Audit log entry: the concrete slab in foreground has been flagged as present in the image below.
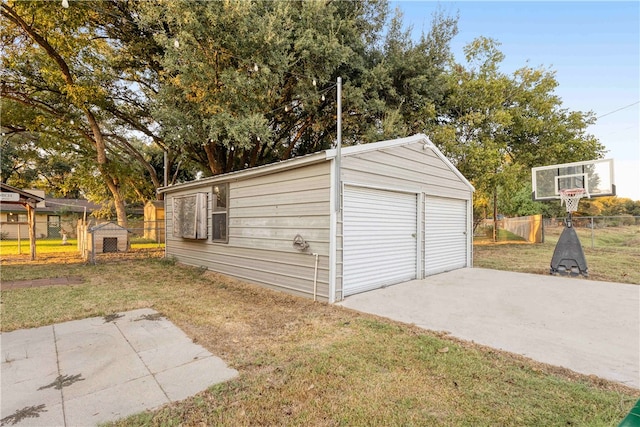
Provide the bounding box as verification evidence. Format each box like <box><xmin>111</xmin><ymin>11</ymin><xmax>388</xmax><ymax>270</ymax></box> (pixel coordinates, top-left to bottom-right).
<box><xmin>339</xmin><ymin>268</ymin><xmax>640</xmax><ymax>389</ymax></box>
<box><xmin>1</xmin><ymin>308</ymin><xmax>238</xmax><ymax>426</ymax></box>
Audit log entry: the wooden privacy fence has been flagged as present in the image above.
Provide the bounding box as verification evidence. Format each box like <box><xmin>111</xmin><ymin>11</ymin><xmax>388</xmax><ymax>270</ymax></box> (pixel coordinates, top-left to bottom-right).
<box><xmin>499</xmin><ymin>215</ymin><xmax>543</xmax><ymax>243</ymax></box>
<box><xmin>479</xmin><ymin>215</ymin><xmax>543</xmax><ymax>243</ymax></box>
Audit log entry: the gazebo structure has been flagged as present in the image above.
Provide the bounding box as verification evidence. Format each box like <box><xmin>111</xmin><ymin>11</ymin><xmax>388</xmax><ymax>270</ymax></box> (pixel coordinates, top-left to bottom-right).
<box><xmin>0</xmin><ymin>183</ymin><xmax>45</xmax><ymax>260</ymax></box>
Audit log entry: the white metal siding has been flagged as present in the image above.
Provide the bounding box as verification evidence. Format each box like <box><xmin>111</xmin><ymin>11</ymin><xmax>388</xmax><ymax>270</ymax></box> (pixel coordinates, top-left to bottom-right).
<box><xmin>425</xmin><ymin>196</ymin><xmax>467</xmax><ymax>276</ymax></box>
<box><xmin>164</xmin><ymin>162</ymin><xmax>333</xmax><ymax>301</ymax></box>
<box><xmin>340</xmin><ymin>144</ymin><xmax>472</xmax><ymax>200</ymax></box>
<box><xmin>343</xmin><ymin>186</ymin><xmax>417</xmax><ymax>296</ymax></box>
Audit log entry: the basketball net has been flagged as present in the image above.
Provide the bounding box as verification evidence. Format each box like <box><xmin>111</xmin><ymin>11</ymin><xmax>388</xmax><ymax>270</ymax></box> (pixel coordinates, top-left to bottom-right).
<box><xmin>559</xmin><ymin>188</ymin><xmax>587</xmax><ymax>213</ymax></box>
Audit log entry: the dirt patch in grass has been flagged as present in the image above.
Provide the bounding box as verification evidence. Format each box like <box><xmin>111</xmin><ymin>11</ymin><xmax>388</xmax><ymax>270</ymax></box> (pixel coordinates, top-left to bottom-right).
<box><xmin>1</xmin><ymin>276</ymin><xmax>85</xmax><ymax>290</ymax></box>
<box><xmin>0</xmin><ymin>251</ymin><xmax>86</xmax><ymax>265</ymax></box>
<box><xmin>1</xmin><ymin>254</ymin><xmax>638</xmax><ymax>425</ymax></box>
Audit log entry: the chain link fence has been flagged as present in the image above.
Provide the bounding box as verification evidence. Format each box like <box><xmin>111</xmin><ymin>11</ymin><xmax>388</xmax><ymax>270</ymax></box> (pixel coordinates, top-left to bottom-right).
<box><xmin>544</xmin><ymin>216</ymin><xmax>640</xmax><ymax>250</ymax></box>
<box><xmin>8</xmin><ymin>218</ymin><xmax>166</xmax><ymax>243</ymax></box>
<box><xmin>544</xmin><ymin>215</ymin><xmax>639</xmax><ymax>229</ymax></box>
<box><xmin>475</xmin><ymin>215</ymin><xmax>640</xmax><ymax>249</ymax></box>
<box><xmin>0</xmin><ymin>219</ymin><xmax>165</xmax><ymax>262</ymax></box>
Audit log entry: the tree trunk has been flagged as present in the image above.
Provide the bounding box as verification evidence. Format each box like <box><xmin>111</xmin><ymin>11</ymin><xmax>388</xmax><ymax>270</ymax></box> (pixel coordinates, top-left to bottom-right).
<box><xmin>3</xmin><ymin>3</ymin><xmax>129</xmax><ymax>228</ymax></box>
<box><xmin>85</xmin><ymin>108</ymin><xmax>128</xmax><ymax>227</ymax></box>
<box><xmin>203</xmin><ymin>142</ymin><xmax>220</xmax><ymax>174</ymax></box>
<box><xmin>249</xmin><ymin>138</ymin><xmax>261</xmax><ymax>168</ymax></box>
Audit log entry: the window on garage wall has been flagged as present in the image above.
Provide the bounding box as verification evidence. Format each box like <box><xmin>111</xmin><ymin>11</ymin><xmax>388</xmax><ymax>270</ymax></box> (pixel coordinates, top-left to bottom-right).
<box><xmin>212</xmin><ymin>184</ymin><xmax>228</xmax><ymax>243</ymax></box>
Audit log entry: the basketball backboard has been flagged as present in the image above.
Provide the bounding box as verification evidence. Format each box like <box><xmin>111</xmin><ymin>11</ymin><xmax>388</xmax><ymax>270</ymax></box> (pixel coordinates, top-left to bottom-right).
<box><xmin>531</xmin><ymin>158</ymin><xmax>615</xmax><ymax>201</ymax></box>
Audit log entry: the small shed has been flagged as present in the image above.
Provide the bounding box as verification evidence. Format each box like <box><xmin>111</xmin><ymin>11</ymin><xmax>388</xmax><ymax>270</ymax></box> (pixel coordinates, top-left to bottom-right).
<box><xmin>144</xmin><ymin>200</ymin><xmax>165</xmax><ymax>243</ymax></box>
<box><xmin>88</xmin><ymin>222</ymin><xmax>129</xmax><ymax>254</ymax></box>
<box><xmin>159</xmin><ymin>134</ymin><xmax>474</xmax><ymax>303</ymax></box>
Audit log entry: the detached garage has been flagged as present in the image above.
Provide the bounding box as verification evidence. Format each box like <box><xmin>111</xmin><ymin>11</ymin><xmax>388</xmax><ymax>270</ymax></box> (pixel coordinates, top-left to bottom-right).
<box><xmin>159</xmin><ymin>134</ymin><xmax>474</xmax><ymax>303</ymax></box>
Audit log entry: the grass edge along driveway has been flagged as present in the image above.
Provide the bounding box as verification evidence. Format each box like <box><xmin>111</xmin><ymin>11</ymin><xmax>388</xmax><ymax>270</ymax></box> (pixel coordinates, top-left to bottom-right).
<box><xmin>1</xmin><ymin>257</ymin><xmax>639</xmax><ymax>426</ymax></box>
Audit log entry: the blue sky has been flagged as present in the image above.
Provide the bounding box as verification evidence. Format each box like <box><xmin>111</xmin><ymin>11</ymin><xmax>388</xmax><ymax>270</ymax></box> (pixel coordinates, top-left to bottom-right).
<box><xmin>393</xmin><ymin>1</ymin><xmax>639</xmax><ymax>200</ymax></box>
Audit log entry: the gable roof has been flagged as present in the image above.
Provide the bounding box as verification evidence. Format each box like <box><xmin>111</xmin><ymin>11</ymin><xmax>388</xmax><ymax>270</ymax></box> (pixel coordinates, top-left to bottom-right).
<box><xmin>158</xmin><ymin>134</ymin><xmax>474</xmax><ymax>193</ymax></box>
<box><xmin>43</xmin><ymin>198</ymin><xmax>103</xmax><ymax>214</ymax></box>
<box><xmin>89</xmin><ymin>221</ymin><xmax>130</xmax><ymax>232</ymax></box>
<box><xmin>0</xmin><ymin>188</ymin><xmax>103</xmax><ymax>214</ymax></box>
<box><xmin>325</xmin><ymin>134</ymin><xmax>474</xmax><ymax>191</ymax></box>
<box><xmin>0</xmin><ymin>183</ymin><xmax>45</xmax><ymax>205</ymax></box>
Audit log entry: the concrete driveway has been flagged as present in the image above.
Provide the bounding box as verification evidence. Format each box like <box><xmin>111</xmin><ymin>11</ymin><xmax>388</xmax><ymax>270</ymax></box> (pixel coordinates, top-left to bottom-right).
<box><xmin>1</xmin><ymin>308</ymin><xmax>238</xmax><ymax>426</ymax></box>
<box><xmin>339</xmin><ymin>268</ymin><xmax>639</xmax><ymax>389</ymax></box>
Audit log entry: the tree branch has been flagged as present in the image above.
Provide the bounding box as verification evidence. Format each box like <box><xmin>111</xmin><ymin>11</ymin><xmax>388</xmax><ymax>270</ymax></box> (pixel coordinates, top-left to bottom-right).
<box><xmin>1</xmin><ymin>4</ymin><xmax>74</xmax><ymax>85</ymax></box>
<box><xmin>104</xmin><ymin>133</ymin><xmax>161</xmax><ymax>188</ymax></box>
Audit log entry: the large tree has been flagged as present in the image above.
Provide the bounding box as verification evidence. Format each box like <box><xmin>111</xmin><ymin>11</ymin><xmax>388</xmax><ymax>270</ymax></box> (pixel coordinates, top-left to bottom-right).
<box><xmin>137</xmin><ymin>0</ymin><xmax>458</xmax><ymax>175</ymax></box>
<box><xmin>2</xmin><ymin>0</ymin><xmax>458</xmax><ymax>209</ymax></box>
<box><xmin>1</xmin><ymin>0</ymin><xmax>173</xmax><ymax>225</ymax></box>
<box><xmin>3</xmin><ymin>1</ymin><xmax>604</xmax><ymax>229</ymax></box>
<box><xmin>429</xmin><ymin>37</ymin><xmax>604</xmax><ymax>227</ymax></box>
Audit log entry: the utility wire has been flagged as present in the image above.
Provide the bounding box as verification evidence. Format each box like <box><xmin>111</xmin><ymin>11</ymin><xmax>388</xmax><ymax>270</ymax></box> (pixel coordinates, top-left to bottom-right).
<box><xmin>45</xmin><ymin>199</ymin><xmax>100</xmax><ymax>209</ymax></box>
<box><xmin>597</xmin><ymin>101</ymin><xmax>639</xmax><ymax>119</ymax></box>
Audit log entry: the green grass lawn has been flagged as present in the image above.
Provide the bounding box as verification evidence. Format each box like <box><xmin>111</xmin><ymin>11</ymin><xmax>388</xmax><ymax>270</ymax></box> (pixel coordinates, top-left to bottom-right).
<box><xmin>0</xmin><ymin>238</ymin><xmax>79</xmax><ymax>254</ymax></box>
<box><xmin>1</xmin><ymin>258</ymin><xmax>638</xmax><ymax>426</ymax></box>
<box><xmin>0</xmin><ymin>238</ymin><xmax>164</xmax><ymax>256</ymax></box>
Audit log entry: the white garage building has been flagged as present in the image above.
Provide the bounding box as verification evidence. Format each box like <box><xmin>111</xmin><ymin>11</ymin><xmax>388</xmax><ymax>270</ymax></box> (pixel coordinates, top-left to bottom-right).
<box><xmin>159</xmin><ymin>134</ymin><xmax>474</xmax><ymax>303</ymax></box>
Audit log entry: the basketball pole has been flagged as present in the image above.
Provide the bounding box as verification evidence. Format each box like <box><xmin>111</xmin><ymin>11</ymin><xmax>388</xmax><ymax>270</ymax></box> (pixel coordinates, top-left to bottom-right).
<box><xmin>335</xmin><ymin>77</ymin><xmax>342</xmax><ymax>212</ymax></box>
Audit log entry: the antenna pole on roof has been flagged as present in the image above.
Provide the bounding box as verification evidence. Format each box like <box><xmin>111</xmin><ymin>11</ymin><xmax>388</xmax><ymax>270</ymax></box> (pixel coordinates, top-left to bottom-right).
<box><xmin>335</xmin><ymin>76</ymin><xmax>342</xmax><ymax>212</ymax></box>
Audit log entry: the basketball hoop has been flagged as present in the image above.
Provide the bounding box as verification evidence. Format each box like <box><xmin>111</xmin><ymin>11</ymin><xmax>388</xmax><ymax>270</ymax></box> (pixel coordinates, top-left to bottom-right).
<box><xmin>559</xmin><ymin>188</ymin><xmax>587</xmax><ymax>213</ymax></box>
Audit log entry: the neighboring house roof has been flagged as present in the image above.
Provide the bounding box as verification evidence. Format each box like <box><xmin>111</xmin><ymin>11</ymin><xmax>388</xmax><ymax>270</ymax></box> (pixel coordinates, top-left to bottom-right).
<box><xmin>0</xmin><ymin>183</ymin><xmax>45</xmax><ymax>205</ymax></box>
<box><xmin>43</xmin><ymin>198</ymin><xmax>102</xmax><ymax>214</ymax></box>
<box><xmin>0</xmin><ymin>193</ymin><xmax>102</xmax><ymax>214</ymax></box>
<box><xmin>158</xmin><ymin>134</ymin><xmax>475</xmax><ymax>194</ymax></box>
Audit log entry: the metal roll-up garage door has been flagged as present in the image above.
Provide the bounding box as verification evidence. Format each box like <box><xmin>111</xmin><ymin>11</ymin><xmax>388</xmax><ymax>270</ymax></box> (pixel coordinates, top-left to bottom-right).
<box><xmin>425</xmin><ymin>196</ymin><xmax>468</xmax><ymax>276</ymax></box>
<box><xmin>343</xmin><ymin>186</ymin><xmax>417</xmax><ymax>296</ymax></box>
